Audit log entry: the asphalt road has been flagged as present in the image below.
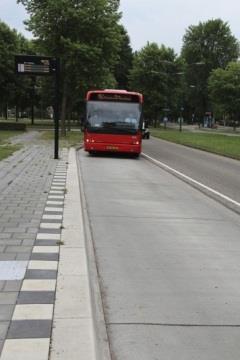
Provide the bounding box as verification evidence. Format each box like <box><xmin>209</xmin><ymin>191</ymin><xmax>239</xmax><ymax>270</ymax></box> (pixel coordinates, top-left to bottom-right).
<box><xmin>78</xmin><ymin>149</ymin><xmax>240</xmax><ymax>360</ymax></box>
<box><xmin>142</xmin><ymin>136</ymin><xmax>240</xmax><ymax>203</ymax></box>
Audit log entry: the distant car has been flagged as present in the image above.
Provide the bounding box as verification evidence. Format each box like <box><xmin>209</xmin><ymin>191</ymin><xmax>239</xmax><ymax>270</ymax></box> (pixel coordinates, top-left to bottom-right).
<box><xmin>142</xmin><ymin>121</ymin><xmax>150</xmax><ymax>139</ymax></box>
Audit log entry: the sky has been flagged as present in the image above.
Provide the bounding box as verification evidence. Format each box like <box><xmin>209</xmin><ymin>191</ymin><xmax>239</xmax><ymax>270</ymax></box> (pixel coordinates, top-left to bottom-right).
<box><xmin>1</xmin><ymin>0</ymin><xmax>240</xmax><ymax>54</ymax></box>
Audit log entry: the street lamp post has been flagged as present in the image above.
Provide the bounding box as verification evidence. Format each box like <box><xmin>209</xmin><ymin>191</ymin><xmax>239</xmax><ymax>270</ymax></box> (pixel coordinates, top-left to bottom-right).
<box><xmin>179</xmin><ymin>107</ymin><xmax>184</xmax><ymax>132</ymax></box>
<box><xmin>176</xmin><ymin>63</ymin><xmax>204</xmax><ymax>131</ymax></box>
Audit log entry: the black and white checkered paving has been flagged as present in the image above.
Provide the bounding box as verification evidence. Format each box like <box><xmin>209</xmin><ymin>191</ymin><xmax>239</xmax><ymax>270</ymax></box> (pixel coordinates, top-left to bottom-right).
<box><xmin>1</xmin><ymin>149</ymin><xmax>68</xmax><ymax>359</ymax></box>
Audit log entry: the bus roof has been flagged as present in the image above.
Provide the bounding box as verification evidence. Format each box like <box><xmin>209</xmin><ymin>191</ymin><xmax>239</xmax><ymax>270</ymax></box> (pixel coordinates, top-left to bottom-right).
<box><xmin>86</xmin><ymin>89</ymin><xmax>143</xmax><ymax>103</ymax></box>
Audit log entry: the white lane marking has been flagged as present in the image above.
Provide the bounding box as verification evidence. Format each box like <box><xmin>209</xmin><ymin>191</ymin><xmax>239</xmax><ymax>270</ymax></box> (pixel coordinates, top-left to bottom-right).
<box><xmin>142</xmin><ymin>153</ymin><xmax>240</xmax><ymax>208</ymax></box>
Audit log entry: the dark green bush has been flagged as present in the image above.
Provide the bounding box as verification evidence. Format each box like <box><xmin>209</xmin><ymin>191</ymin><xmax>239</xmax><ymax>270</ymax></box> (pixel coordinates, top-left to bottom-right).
<box><xmin>0</xmin><ymin>122</ymin><xmax>26</xmax><ymax>131</ymax></box>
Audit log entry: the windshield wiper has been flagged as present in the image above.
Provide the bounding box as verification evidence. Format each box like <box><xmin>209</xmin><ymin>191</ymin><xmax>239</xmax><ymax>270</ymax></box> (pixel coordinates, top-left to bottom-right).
<box><xmin>102</xmin><ymin>122</ymin><xmax>116</xmax><ymax>127</ymax></box>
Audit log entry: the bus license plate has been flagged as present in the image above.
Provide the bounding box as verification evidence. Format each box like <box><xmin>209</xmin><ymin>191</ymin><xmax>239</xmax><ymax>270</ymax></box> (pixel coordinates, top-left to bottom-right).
<box><xmin>106</xmin><ymin>146</ymin><xmax>118</xmax><ymax>150</ymax></box>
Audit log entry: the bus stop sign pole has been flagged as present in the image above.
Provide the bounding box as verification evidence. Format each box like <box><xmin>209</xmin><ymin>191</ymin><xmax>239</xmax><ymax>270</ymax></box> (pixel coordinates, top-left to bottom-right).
<box><xmin>15</xmin><ymin>55</ymin><xmax>60</xmax><ymax>159</ymax></box>
<box><xmin>53</xmin><ymin>58</ymin><xmax>60</xmax><ymax>159</ymax></box>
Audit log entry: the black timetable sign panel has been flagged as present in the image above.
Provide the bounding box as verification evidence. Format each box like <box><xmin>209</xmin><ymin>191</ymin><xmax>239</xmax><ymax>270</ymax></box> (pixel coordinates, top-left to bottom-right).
<box><xmin>15</xmin><ymin>55</ymin><xmax>57</xmax><ymax>75</ymax></box>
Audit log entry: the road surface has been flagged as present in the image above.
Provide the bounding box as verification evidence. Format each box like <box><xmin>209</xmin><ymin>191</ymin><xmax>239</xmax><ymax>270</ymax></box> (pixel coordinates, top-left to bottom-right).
<box><xmin>78</xmin><ymin>148</ymin><xmax>240</xmax><ymax>360</ymax></box>
<box><xmin>142</xmin><ymin>136</ymin><xmax>240</xmax><ymax>203</ymax></box>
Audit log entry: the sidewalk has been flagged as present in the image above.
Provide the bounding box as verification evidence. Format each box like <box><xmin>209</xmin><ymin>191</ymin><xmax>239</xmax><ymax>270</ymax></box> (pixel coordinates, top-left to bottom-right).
<box><xmin>0</xmin><ymin>136</ymin><xmax>96</xmax><ymax>359</ymax></box>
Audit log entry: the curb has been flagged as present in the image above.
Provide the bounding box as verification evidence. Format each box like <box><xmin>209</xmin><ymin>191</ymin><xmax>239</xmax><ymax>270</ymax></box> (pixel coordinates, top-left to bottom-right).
<box><xmin>77</xmin><ymin>149</ymin><xmax>112</xmax><ymax>360</ymax></box>
<box><xmin>50</xmin><ymin>148</ymin><xmax>96</xmax><ymax>360</ymax></box>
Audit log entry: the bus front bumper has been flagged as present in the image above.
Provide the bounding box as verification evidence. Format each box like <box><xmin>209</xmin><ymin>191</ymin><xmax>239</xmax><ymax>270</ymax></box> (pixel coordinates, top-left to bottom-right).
<box><xmin>84</xmin><ymin>142</ymin><xmax>141</xmax><ymax>154</ymax></box>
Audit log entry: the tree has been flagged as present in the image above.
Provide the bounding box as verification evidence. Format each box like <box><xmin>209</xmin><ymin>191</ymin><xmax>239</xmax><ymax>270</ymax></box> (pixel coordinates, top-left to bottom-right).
<box><xmin>114</xmin><ymin>25</ymin><xmax>133</xmax><ymax>89</ymax></box>
<box><xmin>0</xmin><ymin>21</ymin><xmax>33</xmax><ymax>119</ymax></box>
<box><xmin>129</xmin><ymin>43</ymin><xmax>180</xmax><ymax>125</ymax></box>
<box><xmin>18</xmin><ymin>0</ymin><xmax>122</xmax><ymax>135</ymax></box>
<box><xmin>208</xmin><ymin>62</ymin><xmax>240</xmax><ymax>125</ymax></box>
<box><xmin>14</xmin><ymin>34</ymin><xmax>36</xmax><ymax>121</ymax></box>
<box><xmin>181</xmin><ymin>19</ymin><xmax>239</xmax><ymax>117</ymax></box>
<box><xmin>0</xmin><ymin>21</ymin><xmax>19</xmax><ymax>118</ymax></box>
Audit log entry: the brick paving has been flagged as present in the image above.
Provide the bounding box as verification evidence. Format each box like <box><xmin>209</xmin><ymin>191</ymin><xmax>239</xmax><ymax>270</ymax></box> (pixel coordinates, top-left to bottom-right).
<box><xmin>0</xmin><ymin>138</ymin><xmax>58</xmax><ymax>355</ymax></box>
<box><xmin>0</xmin><ymin>136</ymin><xmax>94</xmax><ymax>359</ymax></box>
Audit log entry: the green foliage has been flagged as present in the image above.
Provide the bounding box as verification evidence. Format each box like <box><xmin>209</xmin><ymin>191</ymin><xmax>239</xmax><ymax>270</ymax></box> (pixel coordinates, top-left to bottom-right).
<box><xmin>0</xmin><ymin>131</ymin><xmax>22</xmax><ymax>161</ymax></box>
<box><xmin>40</xmin><ymin>130</ymin><xmax>83</xmax><ymax>148</ymax></box>
<box><xmin>0</xmin><ymin>146</ymin><xmax>21</xmax><ymax>161</ymax></box>
<box><xmin>18</xmin><ymin>0</ymin><xmax>122</xmax><ymax>93</ymax></box>
<box><xmin>181</xmin><ymin>19</ymin><xmax>239</xmax><ymax>116</ymax></box>
<box><xmin>0</xmin><ymin>21</ymin><xmax>34</xmax><ymax>117</ymax></box>
<box><xmin>208</xmin><ymin>62</ymin><xmax>240</xmax><ymax>120</ymax></box>
<box><xmin>182</xmin><ymin>19</ymin><xmax>239</xmax><ymax>69</ymax></box>
<box><xmin>18</xmin><ymin>0</ymin><xmax>123</xmax><ymax>134</ymax></box>
<box><xmin>0</xmin><ymin>130</ymin><xmax>24</xmax><ymax>144</ymax></box>
<box><xmin>0</xmin><ymin>122</ymin><xmax>26</xmax><ymax>131</ymax></box>
<box><xmin>0</xmin><ymin>21</ymin><xmax>18</xmax><ymax>113</ymax></box>
<box><xmin>114</xmin><ymin>25</ymin><xmax>133</xmax><ymax>89</ymax></box>
<box><xmin>129</xmin><ymin>43</ymin><xmax>180</xmax><ymax>122</ymax></box>
<box><xmin>151</xmin><ymin>128</ymin><xmax>240</xmax><ymax>160</ymax></box>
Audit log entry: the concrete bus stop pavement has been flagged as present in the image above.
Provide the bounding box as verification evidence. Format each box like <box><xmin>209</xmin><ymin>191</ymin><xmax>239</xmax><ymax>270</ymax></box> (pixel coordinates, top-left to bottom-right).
<box><xmin>0</xmin><ymin>139</ymin><xmax>96</xmax><ymax>360</ymax></box>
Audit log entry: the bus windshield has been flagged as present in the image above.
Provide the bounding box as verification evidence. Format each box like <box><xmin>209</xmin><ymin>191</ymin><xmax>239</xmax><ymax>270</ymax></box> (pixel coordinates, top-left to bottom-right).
<box><xmin>86</xmin><ymin>101</ymin><xmax>142</xmax><ymax>134</ymax></box>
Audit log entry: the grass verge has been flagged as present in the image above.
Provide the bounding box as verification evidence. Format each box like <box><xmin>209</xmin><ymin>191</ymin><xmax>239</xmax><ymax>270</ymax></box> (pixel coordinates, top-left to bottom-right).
<box><xmin>0</xmin><ymin>146</ymin><xmax>21</xmax><ymax>161</ymax></box>
<box><xmin>150</xmin><ymin>128</ymin><xmax>240</xmax><ymax>160</ymax></box>
<box><xmin>40</xmin><ymin>130</ymin><xmax>83</xmax><ymax>148</ymax></box>
<box><xmin>0</xmin><ymin>130</ymin><xmax>24</xmax><ymax>144</ymax></box>
<box><xmin>0</xmin><ymin>131</ymin><xmax>23</xmax><ymax>161</ymax></box>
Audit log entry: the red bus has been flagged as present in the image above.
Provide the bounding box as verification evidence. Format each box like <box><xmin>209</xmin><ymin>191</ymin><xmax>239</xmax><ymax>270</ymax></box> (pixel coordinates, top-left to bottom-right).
<box><xmin>84</xmin><ymin>89</ymin><xmax>143</xmax><ymax>156</ymax></box>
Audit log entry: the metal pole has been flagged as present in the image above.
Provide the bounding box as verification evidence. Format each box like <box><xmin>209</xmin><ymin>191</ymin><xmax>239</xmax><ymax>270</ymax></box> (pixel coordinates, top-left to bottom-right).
<box><xmin>54</xmin><ymin>58</ymin><xmax>60</xmax><ymax>159</ymax></box>
<box><xmin>31</xmin><ymin>77</ymin><xmax>35</xmax><ymax>125</ymax></box>
<box><xmin>179</xmin><ymin>107</ymin><xmax>183</xmax><ymax>132</ymax></box>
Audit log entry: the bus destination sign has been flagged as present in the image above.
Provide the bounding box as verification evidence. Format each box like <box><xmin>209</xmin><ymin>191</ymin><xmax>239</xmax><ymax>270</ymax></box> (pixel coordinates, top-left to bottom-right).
<box><xmin>90</xmin><ymin>93</ymin><xmax>140</xmax><ymax>103</ymax></box>
<box><xmin>15</xmin><ymin>55</ymin><xmax>57</xmax><ymax>76</ymax></box>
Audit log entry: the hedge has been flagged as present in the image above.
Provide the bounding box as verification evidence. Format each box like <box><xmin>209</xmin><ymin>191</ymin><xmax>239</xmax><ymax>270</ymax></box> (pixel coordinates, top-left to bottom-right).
<box><xmin>0</xmin><ymin>122</ymin><xmax>26</xmax><ymax>131</ymax></box>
